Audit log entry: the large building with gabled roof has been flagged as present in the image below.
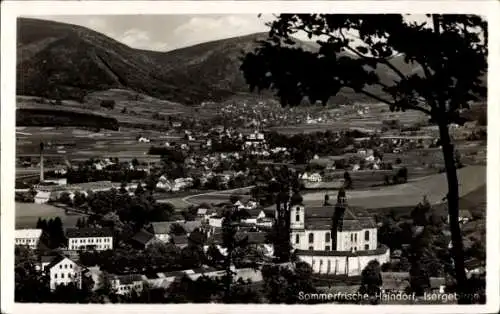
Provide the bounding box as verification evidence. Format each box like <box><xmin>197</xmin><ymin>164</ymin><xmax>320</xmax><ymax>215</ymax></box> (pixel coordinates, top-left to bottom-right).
<box><xmin>289</xmin><ymin>189</ymin><xmax>390</xmax><ymax>276</ymax></box>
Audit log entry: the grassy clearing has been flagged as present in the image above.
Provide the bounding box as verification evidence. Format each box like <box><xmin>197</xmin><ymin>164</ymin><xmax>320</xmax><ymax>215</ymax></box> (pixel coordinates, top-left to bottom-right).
<box><xmin>302</xmin><ymin>165</ymin><xmax>485</xmax><ymax>209</ymax></box>
<box><xmin>15</xmin><ymin>202</ymin><xmax>86</xmax><ymax>229</ymax></box>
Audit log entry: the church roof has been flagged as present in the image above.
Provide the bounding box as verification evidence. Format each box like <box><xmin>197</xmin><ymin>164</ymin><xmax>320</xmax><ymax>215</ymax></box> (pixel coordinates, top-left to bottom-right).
<box><xmin>305</xmin><ymin>206</ymin><xmax>359</xmax><ymax>219</ymax></box>
<box><xmin>303</xmin><ymin>206</ymin><xmax>376</xmax><ymax>231</ymax></box>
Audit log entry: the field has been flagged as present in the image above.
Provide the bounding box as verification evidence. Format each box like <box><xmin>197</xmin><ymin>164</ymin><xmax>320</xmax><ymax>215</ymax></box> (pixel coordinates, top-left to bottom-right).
<box><xmin>180</xmin><ymin>186</ymin><xmax>254</xmax><ymax>208</ymax></box>
<box><xmin>15</xmin><ymin>202</ymin><xmax>86</xmax><ymax>229</ymax></box>
<box><xmin>17</xmin><ymin>89</ymin><xmax>191</xmax><ymax>125</ymax></box>
<box><xmin>301</xmin><ymin>165</ymin><xmax>486</xmax><ymax>209</ymax></box>
<box><xmin>16</xmin><ymin>126</ymin><xmax>169</xmax><ymax>170</ymax></box>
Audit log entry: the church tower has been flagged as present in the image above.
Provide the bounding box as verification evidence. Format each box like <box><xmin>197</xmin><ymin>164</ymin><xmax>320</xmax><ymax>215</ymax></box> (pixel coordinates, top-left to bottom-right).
<box><xmin>290</xmin><ymin>190</ymin><xmax>305</xmax><ymax>230</ymax></box>
<box><xmin>331</xmin><ymin>188</ymin><xmax>347</xmax><ymax>251</ymax></box>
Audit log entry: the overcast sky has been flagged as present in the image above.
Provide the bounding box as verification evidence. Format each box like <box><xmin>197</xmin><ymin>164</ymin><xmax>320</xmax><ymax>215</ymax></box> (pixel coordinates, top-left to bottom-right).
<box><xmin>34</xmin><ymin>15</ymin><xmax>276</xmax><ymax>51</ymax></box>
<box><xmin>32</xmin><ymin>14</ymin><xmax>434</xmax><ymax>52</ymax></box>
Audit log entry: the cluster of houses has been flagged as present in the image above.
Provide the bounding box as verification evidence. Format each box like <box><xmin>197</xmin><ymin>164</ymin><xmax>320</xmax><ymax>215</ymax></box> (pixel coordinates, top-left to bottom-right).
<box><xmin>15</xmin><ymin>196</ymin><xmax>277</xmax><ymax>294</ymax></box>
<box><xmin>15</xmin><ymin>192</ymin><xmax>485</xmax><ymax>298</ymax></box>
<box><xmin>210</xmin><ymin>101</ymin><xmax>329</xmax><ymax>129</ymax></box>
<box><xmin>31</xmin><ymin>181</ymin><xmax>130</xmax><ymax>204</ymax></box>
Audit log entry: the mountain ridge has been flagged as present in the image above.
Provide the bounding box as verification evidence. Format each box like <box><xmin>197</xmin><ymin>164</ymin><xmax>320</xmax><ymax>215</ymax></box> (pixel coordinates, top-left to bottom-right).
<box><xmin>17</xmin><ymin>17</ymin><xmax>420</xmax><ymax>106</ymax></box>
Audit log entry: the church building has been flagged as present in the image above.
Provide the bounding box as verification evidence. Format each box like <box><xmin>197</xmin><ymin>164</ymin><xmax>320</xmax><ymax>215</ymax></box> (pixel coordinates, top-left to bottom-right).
<box><xmin>288</xmin><ymin>189</ymin><xmax>390</xmax><ymax>276</ymax></box>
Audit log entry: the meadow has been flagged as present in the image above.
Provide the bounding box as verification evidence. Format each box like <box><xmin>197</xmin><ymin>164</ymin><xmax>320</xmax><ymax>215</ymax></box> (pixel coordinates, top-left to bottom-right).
<box><xmin>301</xmin><ymin>165</ymin><xmax>486</xmax><ymax>209</ymax></box>
<box><xmin>15</xmin><ymin>202</ymin><xmax>86</xmax><ymax>229</ymax></box>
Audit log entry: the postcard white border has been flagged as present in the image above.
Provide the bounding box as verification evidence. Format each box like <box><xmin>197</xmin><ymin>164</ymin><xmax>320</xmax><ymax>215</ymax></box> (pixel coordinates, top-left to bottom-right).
<box><xmin>2</xmin><ymin>1</ymin><xmax>499</xmax><ymax>314</ymax></box>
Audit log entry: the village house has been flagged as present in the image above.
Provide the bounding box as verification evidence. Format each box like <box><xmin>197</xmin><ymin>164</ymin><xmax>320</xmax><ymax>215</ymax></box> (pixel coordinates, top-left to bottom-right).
<box><xmin>130</xmin><ymin>229</ymin><xmax>161</xmax><ymax>249</ymax></box>
<box><xmin>208</xmin><ymin>215</ymin><xmax>225</xmax><ymax>228</ymax></box>
<box><xmin>66</xmin><ymin>228</ymin><xmax>113</xmax><ymax>251</ymax></box>
<box><xmin>15</xmin><ymin>229</ymin><xmax>43</xmax><ymax>250</ymax></box>
<box><xmin>170</xmin><ymin>235</ymin><xmax>190</xmax><ymax>249</ymax></box>
<box><xmin>197</xmin><ymin>206</ymin><xmax>217</xmax><ymax>221</ymax></box>
<box><xmin>308</xmin><ymin>173</ymin><xmax>323</xmax><ymax>183</ymax></box>
<box><xmin>149</xmin><ymin>221</ymin><xmax>202</xmax><ymax>243</ymax></box>
<box><xmin>138</xmin><ymin>136</ymin><xmax>150</xmax><ymax>143</ymax></box>
<box><xmin>34</xmin><ymin>191</ymin><xmax>52</xmax><ymax>204</ymax></box>
<box><xmin>448</xmin><ymin>209</ymin><xmax>473</xmax><ymax>224</ymax></box>
<box><xmin>464</xmin><ymin>258</ymin><xmax>486</xmax><ymax>278</ymax></box>
<box><xmin>54</xmin><ymin>167</ymin><xmax>68</xmax><ymax>175</ymax></box>
<box><xmin>44</xmin><ymin>255</ymin><xmax>84</xmax><ymax>291</ymax></box>
<box><xmin>240</xmin><ymin>208</ymin><xmax>267</xmax><ymax>225</ymax></box>
<box><xmin>112</xmin><ymin>274</ymin><xmax>146</xmax><ymax>295</ymax></box>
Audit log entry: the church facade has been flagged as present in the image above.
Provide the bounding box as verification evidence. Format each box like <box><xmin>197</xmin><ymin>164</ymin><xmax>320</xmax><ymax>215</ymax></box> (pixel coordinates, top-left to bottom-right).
<box><xmin>289</xmin><ymin>190</ymin><xmax>390</xmax><ymax>276</ymax></box>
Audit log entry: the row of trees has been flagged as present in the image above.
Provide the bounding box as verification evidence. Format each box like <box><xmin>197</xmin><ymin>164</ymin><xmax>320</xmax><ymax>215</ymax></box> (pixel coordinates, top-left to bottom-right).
<box><xmin>35</xmin><ymin>217</ymin><xmax>66</xmax><ymax>249</ymax></box>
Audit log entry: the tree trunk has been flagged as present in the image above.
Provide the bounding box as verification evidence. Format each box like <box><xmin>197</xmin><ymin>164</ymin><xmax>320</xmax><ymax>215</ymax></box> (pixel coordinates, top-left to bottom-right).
<box><xmin>437</xmin><ymin>122</ymin><xmax>468</xmax><ymax>303</ymax></box>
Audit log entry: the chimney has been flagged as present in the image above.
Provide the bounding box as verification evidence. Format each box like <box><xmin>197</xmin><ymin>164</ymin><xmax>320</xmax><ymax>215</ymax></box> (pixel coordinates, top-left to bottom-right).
<box><xmin>39</xmin><ymin>142</ymin><xmax>44</xmax><ymax>183</ymax></box>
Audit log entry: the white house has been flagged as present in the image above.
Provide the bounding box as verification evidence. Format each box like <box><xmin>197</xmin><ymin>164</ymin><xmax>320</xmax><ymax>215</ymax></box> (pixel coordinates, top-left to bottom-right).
<box><xmin>241</xmin><ymin>209</ymin><xmax>267</xmax><ymax>225</ymax></box>
<box><xmin>308</xmin><ymin>173</ymin><xmax>323</xmax><ymax>183</ymax></box>
<box><xmin>246</xmin><ymin>200</ymin><xmax>258</xmax><ymax>210</ymax></box>
<box><xmin>464</xmin><ymin>258</ymin><xmax>486</xmax><ymax>279</ymax></box>
<box><xmin>289</xmin><ymin>190</ymin><xmax>390</xmax><ymax>276</ymax></box>
<box><xmin>15</xmin><ymin>229</ymin><xmax>43</xmax><ymax>249</ymax></box>
<box><xmin>156</xmin><ymin>176</ymin><xmax>172</xmax><ymax>191</ymax></box>
<box><xmin>209</xmin><ymin>216</ymin><xmax>224</xmax><ymax>228</ymax></box>
<box><xmin>66</xmin><ymin>228</ymin><xmax>113</xmax><ymax>251</ymax></box>
<box><xmin>54</xmin><ymin>168</ymin><xmax>68</xmax><ymax>175</ymax></box>
<box><xmin>138</xmin><ymin>137</ymin><xmax>150</xmax><ymax>143</ymax></box>
<box><xmin>34</xmin><ymin>191</ymin><xmax>52</xmax><ymax>204</ymax></box>
<box><xmin>447</xmin><ymin>209</ymin><xmax>473</xmax><ymax>225</ymax></box>
<box><xmin>112</xmin><ymin>274</ymin><xmax>146</xmax><ymax>295</ymax></box>
<box><xmin>233</xmin><ymin>200</ymin><xmax>245</xmax><ymax>209</ymax></box>
<box><xmin>45</xmin><ymin>255</ymin><xmax>84</xmax><ymax>291</ymax></box>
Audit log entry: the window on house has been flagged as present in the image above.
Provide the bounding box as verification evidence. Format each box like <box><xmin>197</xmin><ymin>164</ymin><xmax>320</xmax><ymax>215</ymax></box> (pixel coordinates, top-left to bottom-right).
<box><xmin>365</xmin><ymin>244</ymin><xmax>369</xmax><ymax>250</ymax></box>
<box><xmin>54</xmin><ymin>274</ymin><xmax>58</xmax><ymax>279</ymax></box>
<box><xmin>354</xmin><ymin>233</ymin><xmax>357</xmax><ymax>242</ymax></box>
<box><xmin>295</xmin><ymin>234</ymin><xmax>300</xmax><ymax>244</ymax></box>
<box><xmin>319</xmin><ymin>260</ymin><xmax>323</xmax><ymax>266</ymax></box>
<box><xmin>309</xmin><ymin>233</ymin><xmax>314</xmax><ymax>243</ymax></box>
<box><xmin>325</xmin><ymin>232</ymin><xmax>330</xmax><ymax>242</ymax></box>
<box><xmin>61</xmin><ymin>273</ymin><xmax>65</xmax><ymax>279</ymax></box>
<box><xmin>296</xmin><ymin>206</ymin><xmax>300</xmax><ymax>211</ymax></box>
<box><xmin>64</xmin><ymin>264</ymin><xmax>67</xmax><ymax>269</ymax></box>
<box><xmin>59</xmin><ymin>265</ymin><xmax>62</xmax><ymax>269</ymax></box>
<box><xmin>365</xmin><ymin>230</ymin><xmax>370</xmax><ymax>241</ymax></box>
<box><xmin>327</xmin><ymin>260</ymin><xmax>331</xmax><ymax>273</ymax></box>
<box><xmin>325</xmin><ymin>246</ymin><xmax>330</xmax><ymax>251</ymax></box>
<box><xmin>70</xmin><ymin>264</ymin><xmax>73</xmax><ymax>269</ymax></box>
<box><xmin>350</xmin><ymin>234</ymin><xmax>353</xmax><ymax>242</ymax></box>
<box><xmin>296</xmin><ymin>215</ymin><xmax>300</xmax><ymax>222</ymax></box>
